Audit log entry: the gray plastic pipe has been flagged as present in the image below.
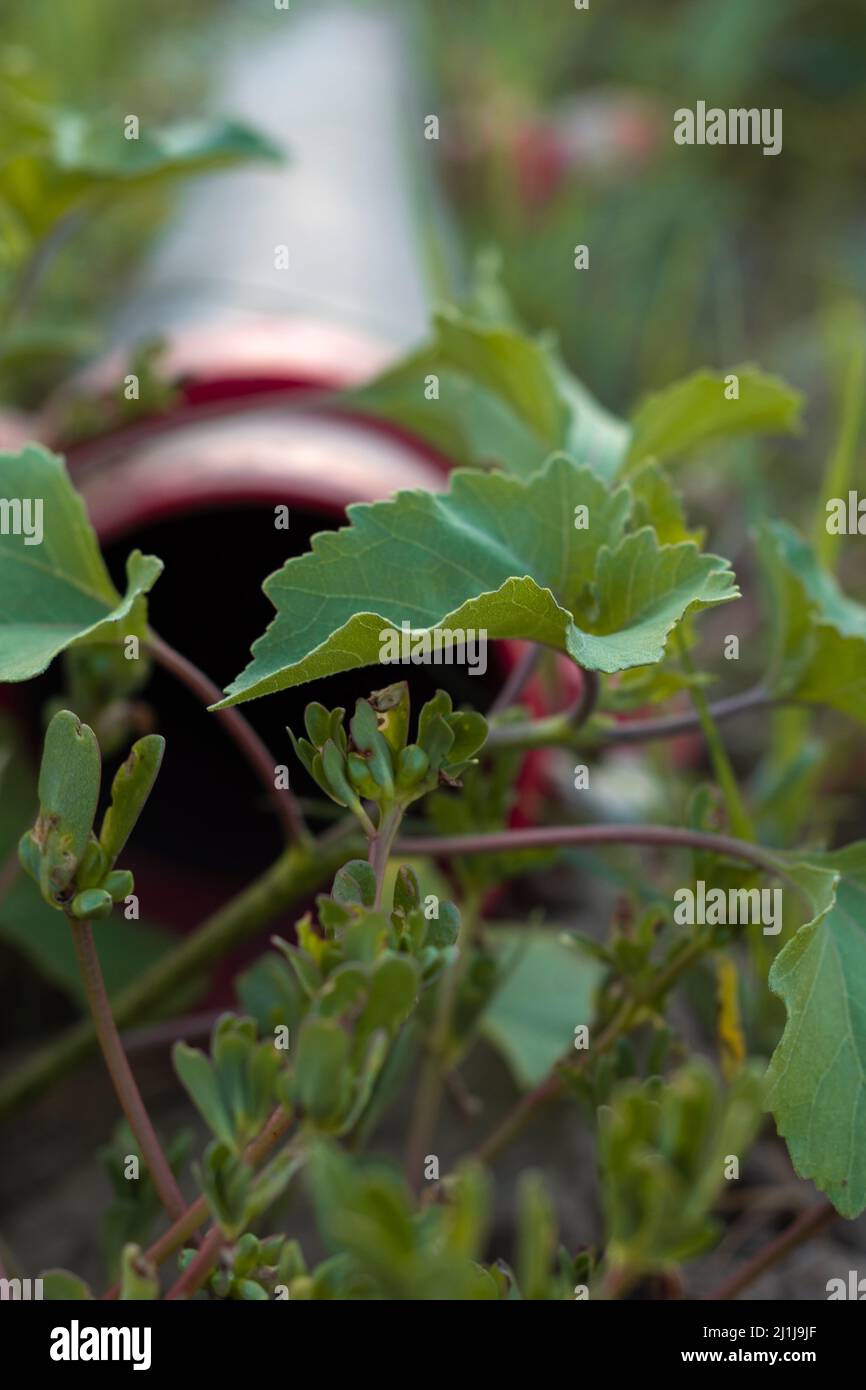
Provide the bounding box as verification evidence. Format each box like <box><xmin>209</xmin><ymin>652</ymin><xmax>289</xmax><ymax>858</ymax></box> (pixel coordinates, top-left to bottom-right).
<box><xmin>113</xmin><ymin>4</ymin><xmax>436</xmax><ymax>354</ymax></box>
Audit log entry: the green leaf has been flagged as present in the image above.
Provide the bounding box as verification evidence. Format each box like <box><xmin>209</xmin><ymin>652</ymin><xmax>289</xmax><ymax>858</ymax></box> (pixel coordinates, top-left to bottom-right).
<box><xmin>295</xmin><ymin>1018</ymin><xmax>351</xmax><ymax>1124</ymax></box>
<box><xmin>625</xmin><ymin>366</ymin><xmax>802</xmax><ymax>471</ymax></box>
<box><xmin>98</xmin><ymin>734</ymin><xmax>165</xmax><ymax>867</ymax></box>
<box><xmin>516</xmin><ymin>1173</ymin><xmax>557</xmax><ymax>1300</ymax></box>
<box><xmin>24</xmin><ymin>710</ymin><xmax>100</xmax><ymax>903</ymax></box>
<box><xmin>356</xmin><ymin>953</ymin><xmax>420</xmax><ymax>1042</ymax></box>
<box><xmin>49</xmin><ymin>112</ymin><xmax>283</xmax><ymax>183</ymax></box>
<box><xmin>628</xmin><ymin>462</ymin><xmax>703</xmax><ymax>546</ymax></box>
<box><xmin>331</xmin><ymin>860</ymin><xmax>377</xmax><ymax>910</ymax></box>
<box><xmin>0</xmin><ymin>720</ymin><xmax>172</xmax><ymax>996</ymax></box>
<box><xmin>481</xmin><ymin>930</ymin><xmax>604</xmax><ymax>1088</ymax></box>
<box><xmin>0</xmin><ymin>445</ymin><xmax>162</xmax><ymax>684</ymax></box>
<box><xmin>348</xmin><ymin>306</ymin><xmax>630</xmax><ymax>483</ymax></box>
<box><xmin>199</xmin><ymin>1140</ymin><xmax>252</xmax><ymax>1238</ymax></box>
<box><xmin>40</xmin><ymin>1269</ymin><xmax>94</xmax><ymax>1300</ymax></box>
<box><xmin>599</xmin><ymin>1062</ymin><xmax>764</xmax><ymax>1275</ymax></box>
<box><xmin>173</xmin><ymin>1042</ymin><xmax>234</xmax><ymax>1149</ymax></box>
<box><xmin>760</xmin><ymin>521</ymin><xmax>866</xmax><ymax>725</ymax></box>
<box><xmin>765</xmin><ymin>844</ymin><xmax>866</xmax><ymax>1217</ymax></box>
<box><xmin>118</xmin><ymin>1243</ymin><xmax>159</xmax><ymax>1301</ymax></box>
<box><xmin>217</xmin><ymin>457</ymin><xmax>737</xmax><ymax>707</ymax></box>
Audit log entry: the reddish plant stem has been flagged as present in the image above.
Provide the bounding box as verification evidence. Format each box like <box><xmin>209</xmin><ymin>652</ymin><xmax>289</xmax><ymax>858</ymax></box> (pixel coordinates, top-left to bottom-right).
<box><xmin>147</xmin><ymin>631</ymin><xmax>310</xmax><ymax>846</ymax></box>
<box><xmin>368</xmin><ymin>806</ymin><xmax>403</xmax><ymax>910</ymax></box>
<box><xmin>397</xmin><ymin>823</ymin><xmax>781</xmax><ymax>877</ymax></box>
<box><xmin>69</xmin><ymin>918</ymin><xmax>187</xmax><ymax>1225</ymax></box>
<box><xmin>0</xmin><ymin>847</ymin><xmax>19</xmax><ymax>911</ymax></box>
<box><xmin>606</xmin><ymin>686</ymin><xmax>773</xmax><ymax>744</ymax></box>
<box><xmin>707</xmin><ymin>1200</ymin><xmax>837</xmax><ymax>1300</ymax></box>
<box><xmin>121</xmin><ymin>1009</ymin><xmax>222</xmax><ymax>1056</ymax></box>
<box><xmin>164</xmin><ymin>1225</ymin><xmax>224</xmax><ymax>1301</ymax></box>
<box><xmin>104</xmin><ymin>1103</ymin><xmax>293</xmax><ymax>1298</ymax></box>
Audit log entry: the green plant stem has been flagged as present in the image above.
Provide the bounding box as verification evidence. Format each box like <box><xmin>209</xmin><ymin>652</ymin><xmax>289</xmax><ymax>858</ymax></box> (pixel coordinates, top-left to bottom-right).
<box><xmin>0</xmin><ymin>839</ymin><xmax>358</xmax><ymax>1120</ymax></box>
<box><xmin>1</xmin><ymin>202</ymin><xmax>93</xmax><ymax>330</ymax></box>
<box><xmin>368</xmin><ymin>805</ymin><xmax>403</xmax><ymax>909</ymax></box>
<box><xmin>676</xmin><ymin>633</ymin><xmax>754</xmax><ymax>840</ymax></box>
<box><xmin>814</xmin><ymin>314</ymin><xmax>865</xmax><ymax>569</ymax></box>
<box><xmin>104</xmin><ymin>1103</ymin><xmax>294</xmax><ymax>1298</ymax></box>
<box><xmin>404</xmin><ymin>891</ymin><xmax>481</xmax><ymax>1190</ymax></box>
<box><xmin>708</xmin><ymin>1199</ymin><xmax>836</xmax><ymax>1300</ymax></box>
<box><xmin>397</xmin><ymin>823</ymin><xmax>782</xmax><ymax>877</ymax></box>
<box><xmin>68</xmin><ymin>917</ymin><xmax>187</xmax><ymax>1225</ymax></box>
<box><xmin>164</xmin><ymin>1225</ymin><xmax>224</xmax><ymax>1301</ymax></box>
<box><xmin>147</xmin><ymin>631</ymin><xmax>311</xmax><ymax>847</ymax></box>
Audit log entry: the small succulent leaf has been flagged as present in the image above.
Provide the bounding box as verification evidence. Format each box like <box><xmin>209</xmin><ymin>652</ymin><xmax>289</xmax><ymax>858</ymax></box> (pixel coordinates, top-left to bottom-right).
<box><xmin>25</xmin><ymin>710</ymin><xmax>101</xmax><ymax>902</ymax></box>
<box><xmin>98</xmin><ymin>734</ymin><xmax>165</xmax><ymax>868</ymax></box>
<box><xmin>295</xmin><ymin>1018</ymin><xmax>352</xmax><ymax>1124</ymax></box>
<box><xmin>332</xmin><ymin>860</ymin><xmax>377</xmax><ymax>909</ymax></box>
<box><xmin>172</xmin><ymin>1042</ymin><xmax>234</xmax><ymax>1149</ymax></box>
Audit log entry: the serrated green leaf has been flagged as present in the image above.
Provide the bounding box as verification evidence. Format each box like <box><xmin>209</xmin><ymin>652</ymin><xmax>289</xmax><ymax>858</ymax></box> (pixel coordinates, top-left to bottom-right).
<box><xmin>628</xmin><ymin>462</ymin><xmax>703</xmax><ymax>546</ymax></box>
<box><xmin>625</xmin><ymin>366</ymin><xmax>802</xmax><ymax>471</ymax></box>
<box><xmin>0</xmin><ymin>446</ymin><xmax>162</xmax><ymax>683</ymax></box>
<box><xmin>348</xmin><ymin>305</ymin><xmax>629</xmax><ymax>483</ymax></box>
<box><xmin>760</xmin><ymin>520</ymin><xmax>866</xmax><ymax>725</ymax></box>
<box><xmin>765</xmin><ymin>844</ymin><xmax>866</xmax><ymax>1217</ymax></box>
<box><xmin>217</xmin><ymin>458</ymin><xmax>737</xmax><ymax>707</ymax></box>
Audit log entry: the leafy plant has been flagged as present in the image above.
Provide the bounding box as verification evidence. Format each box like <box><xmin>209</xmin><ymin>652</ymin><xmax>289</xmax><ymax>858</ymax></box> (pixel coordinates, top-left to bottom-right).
<box><xmin>0</xmin><ymin>261</ymin><xmax>863</xmax><ymax>1299</ymax></box>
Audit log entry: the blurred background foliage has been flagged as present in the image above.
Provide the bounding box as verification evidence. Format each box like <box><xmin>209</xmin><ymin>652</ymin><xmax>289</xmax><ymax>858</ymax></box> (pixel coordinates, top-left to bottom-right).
<box><xmin>2</xmin><ymin>0</ymin><xmax>864</xmax><ymax>527</ymax></box>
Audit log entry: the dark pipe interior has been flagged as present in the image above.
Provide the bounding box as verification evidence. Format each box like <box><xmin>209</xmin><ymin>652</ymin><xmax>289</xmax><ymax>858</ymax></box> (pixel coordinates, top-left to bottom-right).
<box><xmin>89</xmin><ymin>502</ymin><xmax>504</xmax><ymax>883</ymax></box>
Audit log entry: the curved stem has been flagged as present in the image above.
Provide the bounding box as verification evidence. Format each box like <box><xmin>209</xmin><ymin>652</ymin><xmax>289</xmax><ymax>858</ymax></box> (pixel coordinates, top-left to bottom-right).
<box><xmin>147</xmin><ymin>631</ymin><xmax>311</xmax><ymax>847</ymax></box>
<box><xmin>0</xmin><ymin>838</ymin><xmax>358</xmax><ymax>1119</ymax></box>
<box><xmin>707</xmin><ymin>1199</ymin><xmax>836</xmax><ymax>1300</ymax></box>
<box><xmin>487</xmin><ymin>644</ymin><xmax>541</xmax><ymax>717</ymax></box>
<box><xmin>397</xmin><ymin>822</ymin><xmax>783</xmax><ymax>878</ymax></box>
<box><xmin>68</xmin><ymin>918</ymin><xmax>187</xmax><ymax>1225</ymax></box>
<box><xmin>605</xmin><ymin>686</ymin><xmax>775</xmax><ymax>744</ymax></box>
<box><xmin>486</xmin><ymin>685</ymin><xmax>776</xmax><ymax>752</ymax></box>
